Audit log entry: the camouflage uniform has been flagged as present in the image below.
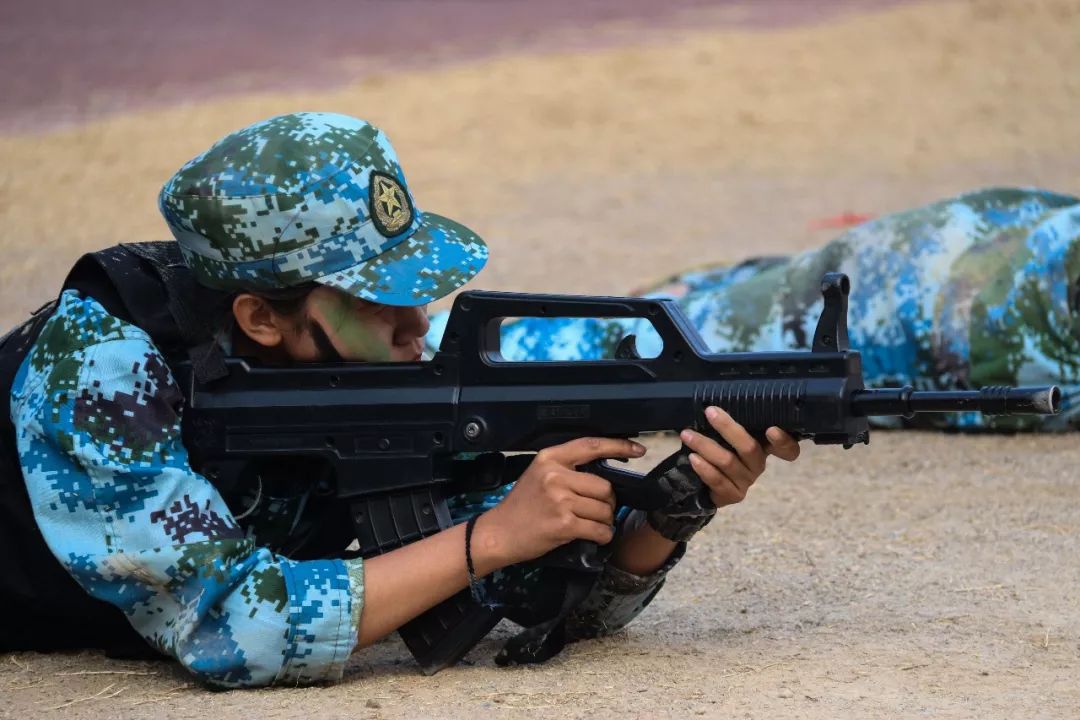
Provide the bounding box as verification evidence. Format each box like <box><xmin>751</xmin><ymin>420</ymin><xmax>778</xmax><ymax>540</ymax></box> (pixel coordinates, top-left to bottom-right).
<box><xmin>443</xmin><ymin>188</ymin><xmax>1080</xmax><ymax>431</ymax></box>
<box><xmin>13</xmin><ymin>291</ymin><xmax>361</xmax><ymax>686</ymax></box>
<box><xmin>11</xmin><ymin>113</ymin><xmax>680</xmax><ymax>688</ymax></box>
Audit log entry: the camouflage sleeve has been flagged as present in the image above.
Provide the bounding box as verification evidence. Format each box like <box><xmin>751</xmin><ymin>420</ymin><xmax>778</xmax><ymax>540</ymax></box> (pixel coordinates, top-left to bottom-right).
<box><xmin>11</xmin><ymin>291</ymin><xmax>362</xmax><ymax>688</ymax></box>
<box><xmin>448</xmin><ymin>486</ymin><xmax>684</xmax><ymax>640</ymax></box>
<box><xmin>564</xmin><ymin>510</ymin><xmax>686</xmax><ymax>641</ymax></box>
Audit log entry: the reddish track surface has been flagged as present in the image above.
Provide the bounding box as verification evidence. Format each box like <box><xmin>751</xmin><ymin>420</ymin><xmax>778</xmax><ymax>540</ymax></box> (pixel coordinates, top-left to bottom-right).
<box><xmin>0</xmin><ymin>0</ymin><xmax>915</xmax><ymax>131</ymax></box>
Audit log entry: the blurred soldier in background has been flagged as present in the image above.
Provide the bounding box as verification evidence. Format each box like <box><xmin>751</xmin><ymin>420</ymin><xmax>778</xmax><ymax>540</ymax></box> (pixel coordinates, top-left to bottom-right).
<box><xmin>473</xmin><ymin>188</ymin><xmax>1080</xmax><ymax>432</ymax></box>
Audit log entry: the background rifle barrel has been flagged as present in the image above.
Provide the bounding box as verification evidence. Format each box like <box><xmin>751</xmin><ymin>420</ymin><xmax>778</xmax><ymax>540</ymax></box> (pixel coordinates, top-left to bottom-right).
<box><xmin>850</xmin><ymin>385</ymin><xmax>1061</xmax><ymax>418</ymax></box>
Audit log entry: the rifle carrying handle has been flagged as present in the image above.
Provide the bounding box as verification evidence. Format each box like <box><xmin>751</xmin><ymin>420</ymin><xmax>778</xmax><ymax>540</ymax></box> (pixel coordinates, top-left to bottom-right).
<box><xmin>440</xmin><ymin>291</ymin><xmax>711</xmax><ymax>370</ymax></box>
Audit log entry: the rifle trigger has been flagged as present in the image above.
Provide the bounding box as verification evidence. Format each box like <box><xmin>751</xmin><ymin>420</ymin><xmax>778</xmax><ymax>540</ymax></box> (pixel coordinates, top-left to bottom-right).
<box><xmin>580</xmin><ymin>459</ymin><xmax>667</xmax><ymax>511</ymax></box>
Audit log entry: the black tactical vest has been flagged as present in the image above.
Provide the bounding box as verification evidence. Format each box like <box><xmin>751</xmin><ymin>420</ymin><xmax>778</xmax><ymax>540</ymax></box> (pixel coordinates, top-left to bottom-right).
<box><xmin>0</xmin><ymin>242</ymin><xmax>227</xmax><ymax>655</ymax></box>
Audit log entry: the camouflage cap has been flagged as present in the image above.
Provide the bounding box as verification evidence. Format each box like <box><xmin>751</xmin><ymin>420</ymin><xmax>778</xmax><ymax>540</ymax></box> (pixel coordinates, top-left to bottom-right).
<box><xmin>159</xmin><ymin>112</ymin><xmax>488</xmax><ymax>306</ymax></box>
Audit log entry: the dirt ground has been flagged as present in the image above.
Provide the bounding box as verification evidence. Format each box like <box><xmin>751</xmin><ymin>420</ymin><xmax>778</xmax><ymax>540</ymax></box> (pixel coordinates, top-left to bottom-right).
<box><xmin>2</xmin><ymin>0</ymin><xmax>1079</xmax><ymax>718</ymax></box>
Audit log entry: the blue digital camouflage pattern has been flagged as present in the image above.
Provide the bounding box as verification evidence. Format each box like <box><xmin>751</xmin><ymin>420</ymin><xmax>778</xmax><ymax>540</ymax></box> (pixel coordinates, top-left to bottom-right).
<box><xmin>11</xmin><ymin>290</ymin><xmax>362</xmax><ymax>688</ymax></box>
<box><xmin>12</xmin><ymin>291</ymin><xmax>677</xmax><ymax>686</ymax></box>
<box><xmin>159</xmin><ymin>112</ymin><xmax>488</xmax><ymax>306</ymax></box>
<box><xmin>428</xmin><ymin>188</ymin><xmax>1080</xmax><ymax>431</ymax></box>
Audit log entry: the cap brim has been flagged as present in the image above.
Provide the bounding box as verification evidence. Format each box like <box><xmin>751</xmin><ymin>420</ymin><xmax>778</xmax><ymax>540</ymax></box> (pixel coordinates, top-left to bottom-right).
<box><xmin>312</xmin><ymin>212</ymin><xmax>488</xmax><ymax>306</ymax></box>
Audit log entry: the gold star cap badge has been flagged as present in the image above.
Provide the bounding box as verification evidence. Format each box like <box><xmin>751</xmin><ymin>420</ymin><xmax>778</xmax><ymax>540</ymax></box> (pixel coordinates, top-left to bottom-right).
<box><xmin>369</xmin><ymin>170</ymin><xmax>414</xmax><ymax>237</ymax></box>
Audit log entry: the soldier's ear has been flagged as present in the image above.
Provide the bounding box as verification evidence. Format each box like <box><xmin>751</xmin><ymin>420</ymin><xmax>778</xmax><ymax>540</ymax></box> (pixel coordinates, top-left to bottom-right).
<box><xmin>232</xmin><ymin>293</ymin><xmax>285</xmax><ymax>348</ymax></box>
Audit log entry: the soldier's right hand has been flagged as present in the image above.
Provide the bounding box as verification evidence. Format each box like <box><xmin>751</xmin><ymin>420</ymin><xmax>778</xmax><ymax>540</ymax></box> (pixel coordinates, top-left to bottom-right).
<box><xmin>475</xmin><ymin>437</ymin><xmax>646</xmax><ymax>567</ymax></box>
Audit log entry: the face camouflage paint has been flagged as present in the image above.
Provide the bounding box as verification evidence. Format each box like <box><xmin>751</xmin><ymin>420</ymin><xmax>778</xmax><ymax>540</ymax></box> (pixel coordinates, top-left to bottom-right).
<box><xmin>307</xmin><ymin>320</ymin><xmax>345</xmax><ymax>363</ymax></box>
<box><xmin>307</xmin><ymin>290</ymin><xmax>394</xmax><ymax>363</ymax></box>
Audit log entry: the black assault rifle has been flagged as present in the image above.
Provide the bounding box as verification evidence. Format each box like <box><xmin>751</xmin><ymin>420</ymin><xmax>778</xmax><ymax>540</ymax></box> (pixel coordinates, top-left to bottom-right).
<box><xmin>174</xmin><ymin>273</ymin><xmax>1059</xmax><ymax>672</ymax></box>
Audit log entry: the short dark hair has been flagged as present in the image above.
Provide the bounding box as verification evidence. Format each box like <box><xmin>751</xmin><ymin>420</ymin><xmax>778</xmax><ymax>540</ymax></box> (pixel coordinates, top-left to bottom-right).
<box><xmin>212</xmin><ymin>283</ymin><xmax>321</xmax><ymax>338</ymax></box>
<box><xmin>250</xmin><ymin>283</ymin><xmax>321</xmax><ymax>317</ymax></box>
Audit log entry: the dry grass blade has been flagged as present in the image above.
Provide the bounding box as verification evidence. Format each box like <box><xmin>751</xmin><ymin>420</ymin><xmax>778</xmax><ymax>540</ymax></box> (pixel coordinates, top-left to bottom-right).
<box><xmin>128</xmin><ymin>684</ymin><xmax>194</xmax><ymax>707</ymax></box>
<box><xmin>59</xmin><ymin>670</ymin><xmax>158</xmax><ymax>677</ymax></box>
<box><xmin>9</xmin><ymin>655</ymin><xmax>29</xmax><ymax>672</ymax></box>
<box><xmin>473</xmin><ymin>690</ymin><xmax>598</xmax><ymax>709</ymax></box>
<box><xmin>48</xmin><ymin>682</ymin><xmax>127</xmax><ymax>710</ymax></box>
<box><xmin>717</xmin><ymin>661</ymin><xmax>787</xmax><ymax>680</ymax></box>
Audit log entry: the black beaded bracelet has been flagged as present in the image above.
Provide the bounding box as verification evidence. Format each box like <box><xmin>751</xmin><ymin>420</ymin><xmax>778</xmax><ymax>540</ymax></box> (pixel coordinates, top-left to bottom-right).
<box><xmin>464</xmin><ymin>514</ymin><xmax>484</xmax><ymax>603</ymax></box>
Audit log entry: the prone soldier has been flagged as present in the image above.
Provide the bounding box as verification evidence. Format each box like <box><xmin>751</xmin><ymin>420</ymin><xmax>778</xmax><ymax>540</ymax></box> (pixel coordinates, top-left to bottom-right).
<box><xmin>0</xmin><ymin>112</ymin><xmax>801</xmax><ymax>687</ymax></box>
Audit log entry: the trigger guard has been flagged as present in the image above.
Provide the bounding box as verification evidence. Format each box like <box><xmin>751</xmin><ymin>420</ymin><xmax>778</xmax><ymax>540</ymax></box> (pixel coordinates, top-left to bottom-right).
<box><xmin>579</xmin><ymin>458</ymin><xmax>670</xmax><ymax>511</ymax></box>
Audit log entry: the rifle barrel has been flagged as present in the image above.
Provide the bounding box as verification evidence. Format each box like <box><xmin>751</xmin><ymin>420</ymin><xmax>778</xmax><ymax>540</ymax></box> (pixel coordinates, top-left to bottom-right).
<box><xmin>851</xmin><ymin>385</ymin><xmax>1061</xmax><ymax>418</ymax></box>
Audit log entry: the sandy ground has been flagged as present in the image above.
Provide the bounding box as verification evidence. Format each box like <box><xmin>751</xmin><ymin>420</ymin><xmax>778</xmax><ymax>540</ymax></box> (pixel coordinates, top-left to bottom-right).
<box><xmin>2</xmin><ymin>0</ymin><xmax>1079</xmax><ymax>718</ymax></box>
<box><xmin>4</xmin><ymin>433</ymin><xmax>1078</xmax><ymax>719</ymax></box>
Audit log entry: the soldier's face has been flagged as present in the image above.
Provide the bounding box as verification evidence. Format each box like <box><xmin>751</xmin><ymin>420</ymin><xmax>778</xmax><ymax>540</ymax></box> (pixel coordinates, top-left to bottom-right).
<box><xmin>284</xmin><ymin>287</ymin><xmax>430</xmax><ymax>363</ymax></box>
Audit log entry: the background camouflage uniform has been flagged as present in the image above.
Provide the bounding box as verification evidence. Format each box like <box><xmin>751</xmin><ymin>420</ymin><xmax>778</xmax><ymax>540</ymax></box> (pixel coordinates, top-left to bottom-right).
<box><xmin>431</xmin><ymin>188</ymin><xmax>1080</xmax><ymax>431</ymax></box>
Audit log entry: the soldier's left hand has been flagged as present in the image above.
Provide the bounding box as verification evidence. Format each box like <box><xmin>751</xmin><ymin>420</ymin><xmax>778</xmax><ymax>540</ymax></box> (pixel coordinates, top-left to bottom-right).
<box><xmin>679</xmin><ymin>406</ymin><xmax>800</xmax><ymax>507</ymax></box>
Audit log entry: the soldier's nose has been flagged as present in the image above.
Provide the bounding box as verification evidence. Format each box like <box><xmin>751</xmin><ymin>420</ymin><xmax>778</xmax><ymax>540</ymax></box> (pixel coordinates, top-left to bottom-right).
<box><xmin>395</xmin><ymin>306</ymin><xmax>430</xmax><ymax>343</ymax></box>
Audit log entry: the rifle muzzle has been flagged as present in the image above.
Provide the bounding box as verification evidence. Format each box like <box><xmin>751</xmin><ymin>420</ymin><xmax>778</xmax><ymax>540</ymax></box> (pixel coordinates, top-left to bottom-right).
<box><xmin>851</xmin><ymin>385</ymin><xmax>1061</xmax><ymax>418</ymax></box>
